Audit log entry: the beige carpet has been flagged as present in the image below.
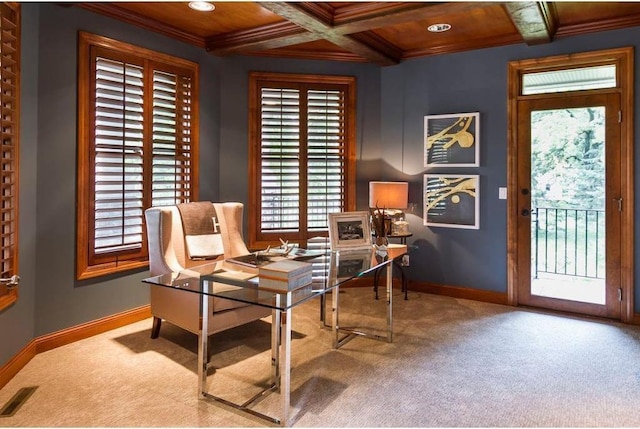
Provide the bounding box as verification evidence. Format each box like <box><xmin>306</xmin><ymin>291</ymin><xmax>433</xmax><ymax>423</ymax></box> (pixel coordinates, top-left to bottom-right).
<box><xmin>3</xmin><ymin>288</ymin><xmax>640</xmax><ymax>427</ymax></box>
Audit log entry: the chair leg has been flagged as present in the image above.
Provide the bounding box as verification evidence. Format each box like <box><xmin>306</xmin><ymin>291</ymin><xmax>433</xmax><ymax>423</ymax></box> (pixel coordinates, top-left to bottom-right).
<box><xmin>150</xmin><ymin>316</ymin><xmax>162</xmax><ymax>339</ymax></box>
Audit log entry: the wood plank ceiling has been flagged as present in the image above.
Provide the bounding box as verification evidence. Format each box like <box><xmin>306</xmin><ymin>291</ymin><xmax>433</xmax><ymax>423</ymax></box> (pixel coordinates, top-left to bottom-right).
<box><xmin>78</xmin><ymin>1</ymin><xmax>640</xmax><ymax>66</ymax></box>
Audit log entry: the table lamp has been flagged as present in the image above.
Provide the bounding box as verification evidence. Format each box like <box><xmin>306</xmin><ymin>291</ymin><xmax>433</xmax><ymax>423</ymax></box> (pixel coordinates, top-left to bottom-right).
<box><xmin>368</xmin><ymin>181</ymin><xmax>409</xmax><ymax>237</ymax></box>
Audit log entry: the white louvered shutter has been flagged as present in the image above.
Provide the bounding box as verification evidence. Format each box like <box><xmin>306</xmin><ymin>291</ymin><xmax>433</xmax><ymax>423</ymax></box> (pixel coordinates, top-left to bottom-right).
<box><xmin>93</xmin><ymin>57</ymin><xmax>145</xmax><ymax>256</ymax></box>
<box><xmin>260</xmin><ymin>87</ymin><xmax>301</xmax><ymax>233</ymax></box>
<box><xmin>152</xmin><ymin>70</ymin><xmax>193</xmax><ymax>206</ymax></box>
<box><xmin>307</xmin><ymin>89</ymin><xmax>346</xmax><ymax>231</ymax></box>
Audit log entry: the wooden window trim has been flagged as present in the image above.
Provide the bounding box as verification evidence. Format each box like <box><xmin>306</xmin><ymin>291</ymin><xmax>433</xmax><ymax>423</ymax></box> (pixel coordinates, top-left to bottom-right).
<box><xmin>507</xmin><ymin>47</ymin><xmax>634</xmax><ymax>322</ymax></box>
<box><xmin>0</xmin><ymin>2</ymin><xmax>20</xmax><ymax>311</ymax></box>
<box><xmin>77</xmin><ymin>32</ymin><xmax>199</xmax><ymax>280</ymax></box>
<box><xmin>248</xmin><ymin>72</ymin><xmax>356</xmax><ymax>250</ymax></box>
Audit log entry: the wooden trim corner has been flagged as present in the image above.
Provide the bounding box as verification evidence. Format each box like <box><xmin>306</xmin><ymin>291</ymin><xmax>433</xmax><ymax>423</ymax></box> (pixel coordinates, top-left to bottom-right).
<box><xmin>0</xmin><ymin>305</ymin><xmax>151</xmax><ymax>390</ymax></box>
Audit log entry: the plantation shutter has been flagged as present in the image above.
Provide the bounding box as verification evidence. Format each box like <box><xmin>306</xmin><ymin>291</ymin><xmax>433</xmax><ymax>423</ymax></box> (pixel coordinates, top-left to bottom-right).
<box><xmin>260</xmin><ymin>87</ymin><xmax>301</xmax><ymax>233</ymax></box>
<box><xmin>93</xmin><ymin>57</ymin><xmax>145</xmax><ymax>256</ymax></box>
<box><xmin>0</xmin><ymin>3</ymin><xmax>19</xmax><ymax>309</ymax></box>
<box><xmin>256</xmin><ymin>81</ymin><xmax>350</xmax><ymax>244</ymax></box>
<box><xmin>78</xmin><ymin>32</ymin><xmax>198</xmax><ymax>279</ymax></box>
<box><xmin>307</xmin><ymin>89</ymin><xmax>346</xmax><ymax>231</ymax></box>
<box><xmin>151</xmin><ymin>70</ymin><xmax>193</xmax><ymax>206</ymax></box>
<box><xmin>91</xmin><ymin>60</ymin><xmax>195</xmax><ymax>261</ymax></box>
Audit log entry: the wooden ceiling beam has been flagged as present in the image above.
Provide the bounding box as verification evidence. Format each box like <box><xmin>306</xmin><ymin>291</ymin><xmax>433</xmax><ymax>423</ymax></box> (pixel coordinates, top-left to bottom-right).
<box><xmin>503</xmin><ymin>1</ymin><xmax>558</xmax><ymax>45</ymax></box>
<box><xmin>207</xmin><ymin>2</ymin><xmax>496</xmax><ymax>63</ymax></box>
<box><xmin>258</xmin><ymin>1</ymin><xmax>400</xmax><ymax>66</ymax></box>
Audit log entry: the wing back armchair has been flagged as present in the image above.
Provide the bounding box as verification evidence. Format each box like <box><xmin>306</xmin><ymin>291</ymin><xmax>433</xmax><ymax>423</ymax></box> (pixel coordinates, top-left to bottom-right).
<box><xmin>145</xmin><ymin>202</ymin><xmax>270</xmax><ymax>338</ymax></box>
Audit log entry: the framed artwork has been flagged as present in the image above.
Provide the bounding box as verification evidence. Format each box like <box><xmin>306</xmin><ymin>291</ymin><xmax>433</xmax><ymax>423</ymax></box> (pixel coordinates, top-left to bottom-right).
<box><xmin>424</xmin><ymin>112</ymin><xmax>480</xmax><ymax>167</ymax></box>
<box><xmin>424</xmin><ymin>174</ymin><xmax>480</xmax><ymax>229</ymax></box>
<box><xmin>328</xmin><ymin>211</ymin><xmax>372</xmax><ymax>250</ymax></box>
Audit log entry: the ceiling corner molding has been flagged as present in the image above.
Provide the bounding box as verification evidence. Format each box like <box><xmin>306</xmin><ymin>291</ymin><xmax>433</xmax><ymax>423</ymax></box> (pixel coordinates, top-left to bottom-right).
<box><xmin>206</xmin><ymin>22</ymin><xmax>317</xmax><ymax>55</ymax></box>
<box><xmin>76</xmin><ymin>3</ymin><xmax>206</xmax><ymax>48</ymax></box>
<box><xmin>334</xmin><ymin>2</ymin><xmax>494</xmax><ymax>35</ymax></box>
<box><xmin>403</xmin><ymin>33</ymin><xmax>524</xmax><ymax>60</ymax></box>
<box><xmin>504</xmin><ymin>1</ymin><xmax>558</xmax><ymax>45</ymax></box>
<box><xmin>243</xmin><ymin>49</ymin><xmax>368</xmax><ymax>64</ymax></box>
<box><xmin>332</xmin><ymin>2</ymin><xmax>424</xmax><ymax>25</ymax></box>
<box><xmin>296</xmin><ymin>2</ymin><xmax>335</xmax><ymax>25</ymax></box>
<box><xmin>556</xmin><ymin>13</ymin><xmax>640</xmax><ymax>38</ymax></box>
<box><xmin>350</xmin><ymin>31</ymin><xmax>403</xmax><ymax>62</ymax></box>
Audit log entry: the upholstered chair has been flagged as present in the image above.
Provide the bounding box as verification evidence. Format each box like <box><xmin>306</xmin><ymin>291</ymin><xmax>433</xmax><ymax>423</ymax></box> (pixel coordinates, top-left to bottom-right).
<box><xmin>145</xmin><ymin>202</ymin><xmax>271</xmax><ymax>339</ymax></box>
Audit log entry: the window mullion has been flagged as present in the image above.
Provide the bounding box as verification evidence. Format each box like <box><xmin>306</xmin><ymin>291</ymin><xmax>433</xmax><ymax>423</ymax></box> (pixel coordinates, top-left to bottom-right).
<box><xmin>299</xmin><ymin>85</ymin><xmax>309</xmax><ymax>238</ymax></box>
<box><xmin>141</xmin><ymin>60</ymin><xmax>153</xmax><ymax>254</ymax></box>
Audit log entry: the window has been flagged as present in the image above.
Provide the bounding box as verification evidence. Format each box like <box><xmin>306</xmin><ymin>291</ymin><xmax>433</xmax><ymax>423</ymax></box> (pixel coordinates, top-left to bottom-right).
<box><xmin>522</xmin><ymin>65</ymin><xmax>617</xmax><ymax>95</ymax></box>
<box><xmin>248</xmin><ymin>72</ymin><xmax>356</xmax><ymax>249</ymax></box>
<box><xmin>0</xmin><ymin>2</ymin><xmax>19</xmax><ymax>310</ymax></box>
<box><xmin>77</xmin><ymin>32</ymin><xmax>199</xmax><ymax>280</ymax></box>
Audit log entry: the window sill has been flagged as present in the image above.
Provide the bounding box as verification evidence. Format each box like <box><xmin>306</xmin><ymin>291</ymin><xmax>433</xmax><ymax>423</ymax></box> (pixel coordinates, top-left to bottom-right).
<box><xmin>77</xmin><ymin>259</ymin><xmax>149</xmax><ymax>281</ymax></box>
<box><xmin>0</xmin><ymin>288</ymin><xmax>17</xmax><ymax>311</ymax></box>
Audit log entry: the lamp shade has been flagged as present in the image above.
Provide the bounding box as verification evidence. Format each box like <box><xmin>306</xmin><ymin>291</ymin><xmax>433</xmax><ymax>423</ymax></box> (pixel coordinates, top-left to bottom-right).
<box><xmin>369</xmin><ymin>181</ymin><xmax>408</xmax><ymax>209</ymax></box>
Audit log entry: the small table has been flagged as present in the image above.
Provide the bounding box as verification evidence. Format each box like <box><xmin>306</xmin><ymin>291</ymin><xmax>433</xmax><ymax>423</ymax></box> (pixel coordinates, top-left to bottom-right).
<box><xmin>372</xmin><ymin>235</ymin><xmax>412</xmax><ymax>300</ymax></box>
<box><xmin>143</xmin><ymin>245</ymin><xmax>406</xmax><ymax>426</ymax></box>
<box><xmin>387</xmin><ymin>232</ymin><xmax>412</xmax><ymax>245</ymax></box>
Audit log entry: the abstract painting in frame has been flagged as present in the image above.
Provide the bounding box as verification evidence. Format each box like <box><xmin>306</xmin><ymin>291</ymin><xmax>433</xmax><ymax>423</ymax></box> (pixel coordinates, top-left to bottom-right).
<box><xmin>424</xmin><ymin>112</ymin><xmax>480</xmax><ymax>167</ymax></box>
<box><xmin>424</xmin><ymin>174</ymin><xmax>480</xmax><ymax>229</ymax></box>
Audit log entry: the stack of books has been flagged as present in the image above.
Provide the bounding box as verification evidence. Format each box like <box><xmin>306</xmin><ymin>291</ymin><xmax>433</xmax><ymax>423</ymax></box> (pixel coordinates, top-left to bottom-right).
<box><xmin>258</xmin><ymin>259</ymin><xmax>313</xmax><ymax>292</ymax></box>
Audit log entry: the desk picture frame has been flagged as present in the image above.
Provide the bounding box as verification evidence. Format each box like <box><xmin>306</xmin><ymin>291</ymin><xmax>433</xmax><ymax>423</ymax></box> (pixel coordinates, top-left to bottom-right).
<box><xmin>328</xmin><ymin>211</ymin><xmax>371</xmax><ymax>250</ymax></box>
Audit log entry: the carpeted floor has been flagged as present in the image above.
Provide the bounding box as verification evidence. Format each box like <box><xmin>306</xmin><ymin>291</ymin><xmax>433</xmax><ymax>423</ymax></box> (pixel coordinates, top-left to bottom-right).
<box><xmin>2</xmin><ymin>288</ymin><xmax>640</xmax><ymax>427</ymax></box>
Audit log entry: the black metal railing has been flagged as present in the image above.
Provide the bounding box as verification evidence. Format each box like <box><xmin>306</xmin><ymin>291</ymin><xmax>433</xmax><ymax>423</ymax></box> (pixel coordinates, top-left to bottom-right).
<box><xmin>532</xmin><ymin>207</ymin><xmax>605</xmax><ymax>279</ymax></box>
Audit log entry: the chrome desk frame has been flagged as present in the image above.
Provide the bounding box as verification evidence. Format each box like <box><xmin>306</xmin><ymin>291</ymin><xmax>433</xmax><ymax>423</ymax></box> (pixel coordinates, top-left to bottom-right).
<box><xmin>197</xmin><ymin>280</ymin><xmax>294</xmax><ymax>425</ymax></box>
<box><xmin>332</xmin><ymin>257</ymin><xmax>393</xmax><ymax>348</ymax></box>
<box><xmin>145</xmin><ymin>247</ymin><xmax>404</xmax><ymax>426</ymax></box>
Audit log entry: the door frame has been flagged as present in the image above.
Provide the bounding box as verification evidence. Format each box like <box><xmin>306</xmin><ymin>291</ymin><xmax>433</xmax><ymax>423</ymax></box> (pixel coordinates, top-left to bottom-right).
<box><xmin>507</xmin><ymin>47</ymin><xmax>635</xmax><ymax>322</ymax></box>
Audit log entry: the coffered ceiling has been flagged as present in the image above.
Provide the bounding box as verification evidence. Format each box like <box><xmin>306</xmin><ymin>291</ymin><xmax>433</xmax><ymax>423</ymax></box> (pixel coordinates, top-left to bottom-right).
<box><xmin>77</xmin><ymin>2</ymin><xmax>640</xmax><ymax>66</ymax></box>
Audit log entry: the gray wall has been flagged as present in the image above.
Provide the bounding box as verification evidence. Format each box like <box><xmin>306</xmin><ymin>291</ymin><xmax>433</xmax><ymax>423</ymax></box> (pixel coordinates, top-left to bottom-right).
<box><xmin>376</xmin><ymin>29</ymin><xmax>640</xmax><ymax>297</ymax></box>
<box><xmin>2</xmin><ymin>2</ymin><xmax>640</xmax><ymax>368</ymax></box>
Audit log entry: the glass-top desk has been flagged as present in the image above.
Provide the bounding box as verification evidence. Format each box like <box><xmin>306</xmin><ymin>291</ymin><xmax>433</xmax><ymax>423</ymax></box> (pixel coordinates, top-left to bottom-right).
<box><xmin>143</xmin><ymin>244</ymin><xmax>406</xmax><ymax>426</ymax></box>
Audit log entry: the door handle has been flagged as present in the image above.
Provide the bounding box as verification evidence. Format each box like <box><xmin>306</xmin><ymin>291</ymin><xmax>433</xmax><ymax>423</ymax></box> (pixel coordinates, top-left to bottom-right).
<box><xmin>0</xmin><ymin>274</ymin><xmax>19</xmax><ymax>289</ymax></box>
<box><xmin>613</xmin><ymin>197</ymin><xmax>623</xmax><ymax>212</ymax></box>
<box><xmin>521</xmin><ymin>209</ymin><xmax>530</xmax><ymax>217</ymax></box>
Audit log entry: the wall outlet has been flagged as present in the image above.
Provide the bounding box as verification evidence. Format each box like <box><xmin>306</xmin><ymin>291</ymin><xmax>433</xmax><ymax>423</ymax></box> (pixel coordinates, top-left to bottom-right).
<box><xmin>402</xmin><ymin>254</ymin><xmax>410</xmax><ymax>267</ymax></box>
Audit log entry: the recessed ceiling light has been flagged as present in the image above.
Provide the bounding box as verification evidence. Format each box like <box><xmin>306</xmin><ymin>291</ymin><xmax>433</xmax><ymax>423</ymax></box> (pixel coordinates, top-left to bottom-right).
<box><xmin>427</xmin><ymin>23</ymin><xmax>451</xmax><ymax>33</ymax></box>
<box><xmin>188</xmin><ymin>2</ymin><xmax>215</xmax><ymax>12</ymax></box>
